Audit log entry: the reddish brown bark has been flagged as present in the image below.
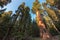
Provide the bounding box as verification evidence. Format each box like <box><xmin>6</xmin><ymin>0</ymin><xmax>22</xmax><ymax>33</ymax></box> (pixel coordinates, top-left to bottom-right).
<box><xmin>36</xmin><ymin>11</ymin><xmax>52</xmax><ymax>40</ymax></box>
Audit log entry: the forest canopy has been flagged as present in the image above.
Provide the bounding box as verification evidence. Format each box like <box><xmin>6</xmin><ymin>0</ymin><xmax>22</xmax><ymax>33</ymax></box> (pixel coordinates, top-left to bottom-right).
<box><xmin>0</xmin><ymin>0</ymin><xmax>60</xmax><ymax>40</ymax></box>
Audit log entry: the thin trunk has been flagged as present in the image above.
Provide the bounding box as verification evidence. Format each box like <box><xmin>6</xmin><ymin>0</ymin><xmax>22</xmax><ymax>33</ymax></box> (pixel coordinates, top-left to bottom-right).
<box><xmin>36</xmin><ymin>11</ymin><xmax>52</xmax><ymax>40</ymax></box>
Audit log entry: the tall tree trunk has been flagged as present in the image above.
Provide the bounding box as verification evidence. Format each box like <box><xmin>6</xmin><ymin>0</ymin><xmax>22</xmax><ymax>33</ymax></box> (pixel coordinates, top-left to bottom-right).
<box><xmin>2</xmin><ymin>10</ymin><xmax>20</xmax><ymax>40</ymax></box>
<box><xmin>36</xmin><ymin>11</ymin><xmax>52</xmax><ymax>40</ymax></box>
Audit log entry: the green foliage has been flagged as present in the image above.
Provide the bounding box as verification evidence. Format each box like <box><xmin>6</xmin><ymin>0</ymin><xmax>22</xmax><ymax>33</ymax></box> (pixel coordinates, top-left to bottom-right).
<box><xmin>0</xmin><ymin>0</ymin><xmax>11</xmax><ymax>8</ymax></box>
<box><xmin>56</xmin><ymin>0</ymin><xmax>60</xmax><ymax>9</ymax></box>
<box><xmin>0</xmin><ymin>11</ymin><xmax>12</xmax><ymax>40</ymax></box>
<box><xmin>46</xmin><ymin>0</ymin><xmax>58</xmax><ymax>6</ymax></box>
<box><xmin>43</xmin><ymin>0</ymin><xmax>60</xmax><ymax>36</ymax></box>
<box><xmin>49</xmin><ymin>27</ymin><xmax>59</xmax><ymax>36</ymax></box>
<box><xmin>11</xmin><ymin>4</ymin><xmax>33</xmax><ymax>40</ymax></box>
<box><xmin>0</xmin><ymin>0</ymin><xmax>60</xmax><ymax>40</ymax></box>
<box><xmin>31</xmin><ymin>20</ymin><xmax>40</xmax><ymax>37</ymax></box>
<box><xmin>32</xmin><ymin>0</ymin><xmax>41</xmax><ymax>14</ymax></box>
<box><xmin>0</xmin><ymin>2</ymin><xmax>33</xmax><ymax>40</ymax></box>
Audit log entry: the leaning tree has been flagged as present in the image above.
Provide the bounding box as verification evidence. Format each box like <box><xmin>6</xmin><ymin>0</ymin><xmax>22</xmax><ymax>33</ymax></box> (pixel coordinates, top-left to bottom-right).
<box><xmin>45</xmin><ymin>0</ymin><xmax>60</xmax><ymax>32</ymax></box>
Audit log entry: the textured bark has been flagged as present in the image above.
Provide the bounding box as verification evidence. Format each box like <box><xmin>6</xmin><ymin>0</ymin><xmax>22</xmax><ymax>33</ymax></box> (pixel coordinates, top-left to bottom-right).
<box><xmin>36</xmin><ymin>11</ymin><xmax>52</xmax><ymax>40</ymax></box>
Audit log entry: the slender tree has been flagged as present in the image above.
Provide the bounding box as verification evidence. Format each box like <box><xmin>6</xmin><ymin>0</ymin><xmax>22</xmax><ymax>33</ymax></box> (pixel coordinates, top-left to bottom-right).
<box><xmin>42</xmin><ymin>0</ymin><xmax>60</xmax><ymax>40</ymax></box>
<box><xmin>42</xmin><ymin>3</ymin><xmax>60</xmax><ymax>33</ymax></box>
<box><xmin>45</xmin><ymin>0</ymin><xmax>60</xmax><ymax>32</ymax></box>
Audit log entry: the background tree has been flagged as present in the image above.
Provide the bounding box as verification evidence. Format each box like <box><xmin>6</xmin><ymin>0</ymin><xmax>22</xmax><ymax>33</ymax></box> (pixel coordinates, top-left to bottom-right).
<box><xmin>0</xmin><ymin>11</ymin><xmax>12</xmax><ymax>40</ymax></box>
<box><xmin>42</xmin><ymin>3</ymin><xmax>60</xmax><ymax>33</ymax></box>
<box><xmin>0</xmin><ymin>2</ymin><xmax>33</xmax><ymax>40</ymax></box>
<box><xmin>42</xmin><ymin>0</ymin><xmax>60</xmax><ymax>40</ymax></box>
<box><xmin>6</xmin><ymin>2</ymin><xmax>33</xmax><ymax>40</ymax></box>
<box><xmin>43</xmin><ymin>10</ymin><xmax>59</xmax><ymax>36</ymax></box>
<box><xmin>45</xmin><ymin>0</ymin><xmax>60</xmax><ymax>33</ymax></box>
<box><xmin>0</xmin><ymin>0</ymin><xmax>12</xmax><ymax>40</ymax></box>
<box><xmin>31</xmin><ymin>20</ymin><xmax>40</xmax><ymax>37</ymax></box>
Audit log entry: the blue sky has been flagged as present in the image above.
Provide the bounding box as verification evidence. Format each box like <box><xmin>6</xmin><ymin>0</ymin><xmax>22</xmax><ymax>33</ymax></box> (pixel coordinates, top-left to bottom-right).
<box><xmin>4</xmin><ymin>0</ymin><xmax>46</xmax><ymax>20</ymax></box>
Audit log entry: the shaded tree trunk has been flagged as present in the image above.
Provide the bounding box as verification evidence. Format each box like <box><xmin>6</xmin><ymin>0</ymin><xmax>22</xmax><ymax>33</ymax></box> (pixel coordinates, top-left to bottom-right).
<box><xmin>2</xmin><ymin>10</ymin><xmax>20</xmax><ymax>40</ymax></box>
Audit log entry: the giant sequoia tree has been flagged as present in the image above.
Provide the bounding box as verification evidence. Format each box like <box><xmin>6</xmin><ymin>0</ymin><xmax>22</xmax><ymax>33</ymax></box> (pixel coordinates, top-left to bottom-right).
<box><xmin>32</xmin><ymin>0</ymin><xmax>60</xmax><ymax>40</ymax></box>
<box><xmin>32</xmin><ymin>0</ymin><xmax>52</xmax><ymax>40</ymax></box>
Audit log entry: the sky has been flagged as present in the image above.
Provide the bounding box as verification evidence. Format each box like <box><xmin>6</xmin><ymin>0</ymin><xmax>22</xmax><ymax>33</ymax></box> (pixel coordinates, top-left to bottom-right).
<box><xmin>4</xmin><ymin>0</ymin><xmax>46</xmax><ymax>20</ymax></box>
